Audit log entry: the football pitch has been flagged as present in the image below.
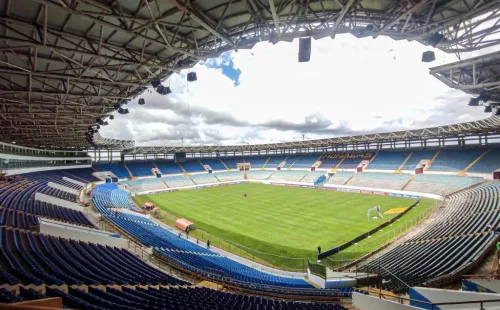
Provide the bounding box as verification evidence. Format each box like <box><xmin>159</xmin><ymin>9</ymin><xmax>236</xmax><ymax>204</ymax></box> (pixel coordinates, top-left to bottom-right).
<box><xmin>135</xmin><ymin>183</ymin><xmax>436</xmax><ymax>270</ymax></box>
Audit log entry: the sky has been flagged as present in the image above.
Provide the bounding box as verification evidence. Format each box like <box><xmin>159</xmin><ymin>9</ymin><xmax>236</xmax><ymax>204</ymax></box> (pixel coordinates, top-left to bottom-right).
<box><xmin>99</xmin><ymin>35</ymin><xmax>489</xmax><ymax>146</ymax></box>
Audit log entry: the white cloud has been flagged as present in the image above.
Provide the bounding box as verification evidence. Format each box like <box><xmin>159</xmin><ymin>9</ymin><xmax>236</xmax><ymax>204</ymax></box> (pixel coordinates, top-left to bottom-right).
<box><xmin>99</xmin><ymin>35</ymin><xmax>487</xmax><ymax>146</ymax></box>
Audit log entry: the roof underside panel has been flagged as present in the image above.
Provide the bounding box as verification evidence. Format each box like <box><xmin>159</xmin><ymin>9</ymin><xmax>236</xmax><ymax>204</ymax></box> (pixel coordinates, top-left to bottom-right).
<box><xmin>0</xmin><ymin>0</ymin><xmax>498</xmax><ymax>149</ymax></box>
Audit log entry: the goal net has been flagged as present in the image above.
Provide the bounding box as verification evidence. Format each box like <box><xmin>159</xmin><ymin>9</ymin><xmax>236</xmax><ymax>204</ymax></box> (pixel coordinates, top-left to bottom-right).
<box><xmin>367</xmin><ymin>205</ymin><xmax>384</xmax><ymax>221</ymax></box>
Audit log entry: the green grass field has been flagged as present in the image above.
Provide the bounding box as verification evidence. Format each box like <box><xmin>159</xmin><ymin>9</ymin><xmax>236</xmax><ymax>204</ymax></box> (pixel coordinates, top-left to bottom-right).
<box><xmin>135</xmin><ymin>183</ymin><xmax>436</xmax><ymax>270</ymax></box>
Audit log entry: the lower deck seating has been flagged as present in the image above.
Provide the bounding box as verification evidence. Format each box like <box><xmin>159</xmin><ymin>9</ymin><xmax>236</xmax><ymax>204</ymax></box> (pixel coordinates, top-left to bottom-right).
<box><xmin>162</xmin><ymin>175</ymin><xmax>194</xmax><ymax>188</ymax></box>
<box><xmin>246</xmin><ymin>170</ymin><xmax>273</xmax><ymax>180</ymax></box>
<box><xmin>1</xmin><ymin>286</ymin><xmax>349</xmax><ymax>310</ymax></box>
<box><xmin>215</xmin><ymin>171</ymin><xmax>244</xmax><ymax>182</ymax></box>
<box><xmin>404</xmin><ymin>174</ymin><xmax>483</xmax><ymax>196</ymax></box>
<box><xmin>325</xmin><ymin>172</ymin><xmax>353</xmax><ymax>185</ymax></box>
<box><xmin>120</xmin><ymin>178</ymin><xmax>167</xmax><ymax>192</ymax></box>
<box><xmin>268</xmin><ymin>170</ymin><xmax>308</xmax><ymax>182</ymax></box>
<box><xmin>154</xmin><ymin>160</ymin><xmax>183</xmax><ymax>174</ymax></box>
<box><xmin>92</xmin><ymin>184</ymin><xmax>314</xmax><ymax>289</ymax></box>
<box><xmin>0</xmin><ymin>227</ymin><xmax>185</xmax><ymax>286</ymax></box>
<box><xmin>125</xmin><ymin>161</ymin><xmax>155</xmax><ymax>177</ymax></box>
<box><xmin>347</xmin><ymin>172</ymin><xmax>412</xmax><ymax>190</ymax></box>
<box><xmin>298</xmin><ymin>171</ymin><xmax>324</xmax><ymax>183</ymax></box>
<box><xmin>190</xmin><ymin>173</ymin><xmax>218</xmax><ymax>185</ymax></box>
<box><xmin>360</xmin><ymin>182</ymin><xmax>500</xmax><ymax>292</ymax></box>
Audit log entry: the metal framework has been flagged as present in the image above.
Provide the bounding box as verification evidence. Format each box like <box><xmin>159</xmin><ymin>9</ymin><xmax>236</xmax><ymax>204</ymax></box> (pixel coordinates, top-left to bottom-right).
<box><xmin>0</xmin><ymin>0</ymin><xmax>499</xmax><ymax>148</ymax></box>
<box><xmin>430</xmin><ymin>50</ymin><xmax>500</xmax><ymax>101</ymax></box>
<box><xmin>123</xmin><ymin>115</ymin><xmax>500</xmax><ymax>154</ymax></box>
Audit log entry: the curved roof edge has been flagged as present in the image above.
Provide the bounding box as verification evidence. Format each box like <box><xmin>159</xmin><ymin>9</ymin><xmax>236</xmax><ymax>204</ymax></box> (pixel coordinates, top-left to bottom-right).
<box><xmin>120</xmin><ymin>116</ymin><xmax>500</xmax><ymax>154</ymax></box>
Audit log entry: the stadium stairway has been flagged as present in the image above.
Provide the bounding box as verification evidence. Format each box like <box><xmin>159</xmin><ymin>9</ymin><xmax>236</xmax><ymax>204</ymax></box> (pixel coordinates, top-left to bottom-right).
<box><xmin>219</xmin><ymin>159</ymin><xmax>229</xmax><ymax>171</ymax></box>
<box><xmin>262</xmin><ymin>157</ymin><xmax>271</xmax><ymax>169</ymax></box>
<box><xmin>460</xmin><ymin>148</ymin><xmax>491</xmax><ymax>175</ymax></box>
<box><xmin>344</xmin><ymin>173</ymin><xmax>356</xmax><ymax>185</ymax></box>
<box><xmin>152</xmin><ymin>161</ymin><xmax>161</xmax><ymax>171</ymax></box>
<box><xmin>401</xmin><ymin>175</ymin><xmax>416</xmax><ymax>190</ymax></box>
<box><xmin>428</xmin><ymin>149</ymin><xmax>441</xmax><ymax>170</ymax></box>
<box><xmin>334</xmin><ymin>157</ymin><xmax>345</xmax><ymax>171</ymax></box>
<box><xmin>287</xmin><ymin>157</ymin><xmax>300</xmax><ymax>169</ymax></box>
<box><xmin>396</xmin><ymin>152</ymin><xmax>414</xmax><ymax>172</ymax></box>
<box><xmin>123</xmin><ymin>162</ymin><xmax>134</xmax><ymax>179</ymax></box>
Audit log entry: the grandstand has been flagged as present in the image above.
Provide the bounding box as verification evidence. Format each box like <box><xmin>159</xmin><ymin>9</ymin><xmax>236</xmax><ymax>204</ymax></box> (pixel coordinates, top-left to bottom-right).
<box><xmin>361</xmin><ymin>182</ymin><xmax>500</xmax><ymax>292</ymax></box>
<box><xmin>0</xmin><ymin>0</ymin><xmax>500</xmax><ymax>307</ymax></box>
<box><xmin>347</xmin><ymin>172</ymin><xmax>412</xmax><ymax>190</ymax></box>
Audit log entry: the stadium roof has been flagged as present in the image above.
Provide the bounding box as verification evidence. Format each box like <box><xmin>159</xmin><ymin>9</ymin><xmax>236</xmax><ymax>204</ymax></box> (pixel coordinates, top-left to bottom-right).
<box><xmin>430</xmin><ymin>50</ymin><xmax>500</xmax><ymax>101</ymax></box>
<box><xmin>1</xmin><ymin>0</ymin><xmax>499</xmax><ymax>148</ymax></box>
<box><xmin>123</xmin><ymin>115</ymin><xmax>500</xmax><ymax>154</ymax></box>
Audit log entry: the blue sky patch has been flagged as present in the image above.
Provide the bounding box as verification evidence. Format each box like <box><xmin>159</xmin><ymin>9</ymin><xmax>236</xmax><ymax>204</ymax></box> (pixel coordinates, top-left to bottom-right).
<box><xmin>202</xmin><ymin>52</ymin><xmax>241</xmax><ymax>86</ymax></box>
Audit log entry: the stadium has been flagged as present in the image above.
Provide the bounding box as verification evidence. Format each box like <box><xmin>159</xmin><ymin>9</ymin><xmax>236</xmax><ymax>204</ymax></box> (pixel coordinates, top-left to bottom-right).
<box><xmin>0</xmin><ymin>0</ymin><xmax>499</xmax><ymax>309</ymax></box>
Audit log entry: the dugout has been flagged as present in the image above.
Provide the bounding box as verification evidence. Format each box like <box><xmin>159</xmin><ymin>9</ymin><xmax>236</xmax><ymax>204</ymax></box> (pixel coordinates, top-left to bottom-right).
<box><xmin>175</xmin><ymin>218</ymin><xmax>196</xmax><ymax>232</ymax></box>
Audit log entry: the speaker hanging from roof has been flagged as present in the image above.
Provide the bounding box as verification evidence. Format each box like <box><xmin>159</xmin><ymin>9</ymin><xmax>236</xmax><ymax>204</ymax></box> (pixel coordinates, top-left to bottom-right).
<box><xmin>109</xmin><ymin>115</ymin><xmax>114</xmax><ymax>120</ymax></box>
<box><xmin>484</xmin><ymin>105</ymin><xmax>492</xmax><ymax>113</ymax></box>
<box><xmin>118</xmin><ymin>108</ymin><xmax>130</xmax><ymax>115</ymax></box>
<box><xmin>114</xmin><ymin>103</ymin><xmax>121</xmax><ymax>110</ymax></box>
<box><xmin>157</xmin><ymin>85</ymin><xmax>172</xmax><ymax>95</ymax></box>
<box><xmin>421</xmin><ymin>51</ymin><xmax>435</xmax><ymax>62</ymax></box>
<box><xmin>138</xmin><ymin>98</ymin><xmax>145</xmax><ymax>105</ymax></box>
<box><xmin>298</xmin><ymin>37</ymin><xmax>311</xmax><ymax>62</ymax></box>
<box><xmin>187</xmin><ymin>72</ymin><xmax>197</xmax><ymax>82</ymax></box>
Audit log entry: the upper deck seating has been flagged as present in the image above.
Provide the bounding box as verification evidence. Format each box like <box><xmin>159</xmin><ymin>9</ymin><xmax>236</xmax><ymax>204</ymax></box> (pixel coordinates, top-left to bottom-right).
<box><xmin>293</xmin><ymin>155</ymin><xmax>321</xmax><ymax>168</ymax></box>
<box><xmin>468</xmin><ymin>148</ymin><xmax>500</xmax><ymax>173</ymax></box>
<box><xmin>367</xmin><ymin>152</ymin><xmax>410</xmax><ymax>170</ymax></box>
<box><xmin>180</xmin><ymin>160</ymin><xmax>205</xmax><ymax>172</ymax></box>
<box><xmin>337</xmin><ymin>158</ymin><xmax>365</xmax><ymax>169</ymax></box>
<box><xmin>264</xmin><ymin>156</ymin><xmax>286</xmax><ymax>168</ymax></box>
<box><xmin>404</xmin><ymin>174</ymin><xmax>483</xmax><ymax>196</ymax></box>
<box><xmin>401</xmin><ymin>150</ymin><xmax>437</xmax><ymax>170</ymax></box>
<box><xmin>319</xmin><ymin>156</ymin><xmax>342</xmax><ymax>169</ymax></box>
<box><xmin>325</xmin><ymin>172</ymin><xmax>354</xmax><ymax>185</ymax></box>
<box><xmin>199</xmin><ymin>159</ymin><xmax>226</xmax><ymax>170</ymax></box>
<box><xmin>93</xmin><ymin>163</ymin><xmax>130</xmax><ymax>178</ymax></box>
<box><xmin>347</xmin><ymin>172</ymin><xmax>412</xmax><ymax>190</ymax></box>
<box><xmin>126</xmin><ymin>161</ymin><xmax>154</xmax><ymax>177</ymax></box>
<box><xmin>220</xmin><ymin>157</ymin><xmax>244</xmax><ymax>169</ymax></box>
<box><xmin>360</xmin><ymin>182</ymin><xmax>500</xmax><ymax>292</ymax></box>
<box><xmin>60</xmin><ymin>168</ymin><xmax>99</xmax><ymax>183</ymax></box>
<box><xmin>282</xmin><ymin>156</ymin><xmax>300</xmax><ymax>168</ymax></box>
<box><xmin>244</xmin><ymin>156</ymin><xmax>269</xmax><ymax>169</ymax></box>
<box><xmin>429</xmin><ymin>149</ymin><xmax>485</xmax><ymax>171</ymax></box>
<box><xmin>154</xmin><ymin>160</ymin><xmax>183</xmax><ymax>174</ymax></box>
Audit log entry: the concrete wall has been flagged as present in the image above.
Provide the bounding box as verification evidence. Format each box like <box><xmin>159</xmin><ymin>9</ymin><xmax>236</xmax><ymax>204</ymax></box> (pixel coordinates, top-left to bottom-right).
<box><xmin>39</xmin><ymin>218</ymin><xmax>127</xmax><ymax>249</ymax></box>
<box><xmin>35</xmin><ymin>193</ymin><xmax>82</xmax><ymax>211</ymax></box>
<box><xmin>353</xmin><ymin>292</ymin><xmax>421</xmax><ymax>310</ymax></box>
<box><xmin>410</xmin><ymin>287</ymin><xmax>500</xmax><ymax>310</ymax></box>
<box><xmin>48</xmin><ymin>182</ymin><xmax>80</xmax><ymax>195</ymax></box>
<box><xmin>6</xmin><ymin>164</ymin><xmax>91</xmax><ymax>176</ymax></box>
<box><xmin>63</xmin><ymin>177</ymin><xmax>85</xmax><ymax>187</ymax></box>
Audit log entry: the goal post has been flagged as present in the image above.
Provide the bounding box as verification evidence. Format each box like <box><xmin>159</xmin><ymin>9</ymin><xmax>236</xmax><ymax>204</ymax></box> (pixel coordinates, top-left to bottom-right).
<box><xmin>367</xmin><ymin>205</ymin><xmax>384</xmax><ymax>221</ymax></box>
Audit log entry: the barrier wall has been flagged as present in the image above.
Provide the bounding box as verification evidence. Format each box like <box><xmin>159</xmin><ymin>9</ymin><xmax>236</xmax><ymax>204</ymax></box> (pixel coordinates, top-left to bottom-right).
<box><xmin>353</xmin><ymin>292</ymin><xmax>421</xmax><ymax>310</ymax></box>
<box><xmin>47</xmin><ymin>182</ymin><xmax>80</xmax><ymax>195</ymax></box>
<box><xmin>62</xmin><ymin>176</ymin><xmax>86</xmax><ymax>187</ymax></box>
<box><xmin>39</xmin><ymin>218</ymin><xmax>127</xmax><ymax>249</ymax></box>
<box><xmin>409</xmin><ymin>287</ymin><xmax>500</xmax><ymax>310</ymax></box>
<box><xmin>5</xmin><ymin>164</ymin><xmax>92</xmax><ymax>176</ymax></box>
<box><xmin>35</xmin><ymin>192</ymin><xmax>83</xmax><ymax>211</ymax></box>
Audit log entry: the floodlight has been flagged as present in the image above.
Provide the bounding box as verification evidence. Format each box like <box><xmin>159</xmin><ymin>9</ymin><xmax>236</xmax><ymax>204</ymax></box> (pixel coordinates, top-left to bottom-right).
<box><xmin>484</xmin><ymin>105</ymin><xmax>492</xmax><ymax>113</ymax></box>
<box><xmin>468</xmin><ymin>98</ymin><xmax>479</xmax><ymax>106</ymax></box>
<box><xmin>422</xmin><ymin>51</ymin><xmax>435</xmax><ymax>62</ymax></box>
<box><xmin>138</xmin><ymin>98</ymin><xmax>145</xmax><ymax>105</ymax></box>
